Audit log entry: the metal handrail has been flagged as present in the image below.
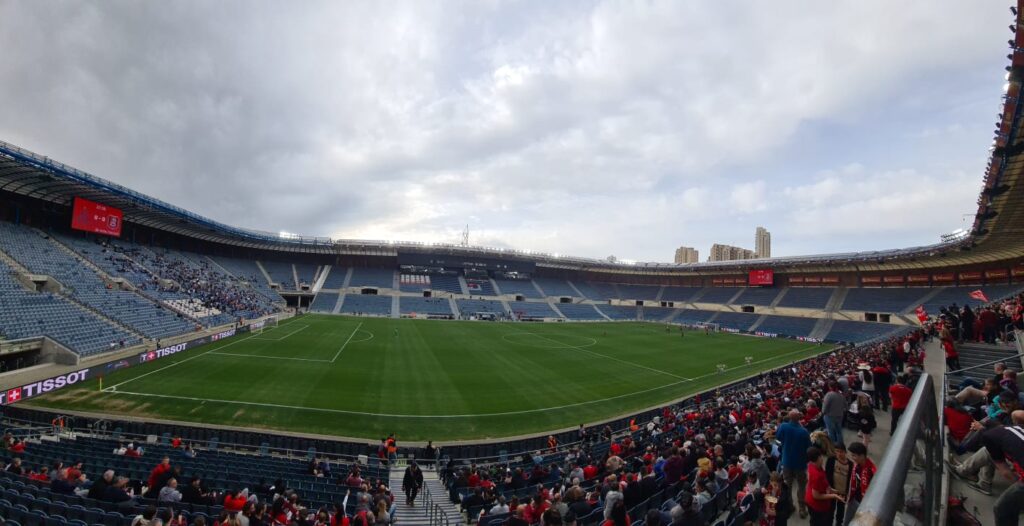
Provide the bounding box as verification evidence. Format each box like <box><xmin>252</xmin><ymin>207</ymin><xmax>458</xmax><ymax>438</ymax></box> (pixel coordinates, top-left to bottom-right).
<box><xmin>851</xmin><ymin>373</ymin><xmax>940</xmax><ymax>526</ymax></box>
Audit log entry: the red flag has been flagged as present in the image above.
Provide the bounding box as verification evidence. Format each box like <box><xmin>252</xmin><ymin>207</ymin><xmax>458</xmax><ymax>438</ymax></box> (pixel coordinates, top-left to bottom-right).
<box><xmin>968</xmin><ymin>290</ymin><xmax>990</xmax><ymax>303</ymax></box>
<box><xmin>915</xmin><ymin>305</ymin><xmax>929</xmax><ymax>324</ymax></box>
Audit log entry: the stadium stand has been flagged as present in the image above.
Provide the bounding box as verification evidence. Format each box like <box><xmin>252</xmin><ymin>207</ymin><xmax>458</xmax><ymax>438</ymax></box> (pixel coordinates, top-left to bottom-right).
<box><xmin>320</xmin><ymin>266</ymin><xmax>349</xmax><ymax>289</ymax></box>
<box><xmin>261</xmin><ymin>260</ymin><xmax>296</xmax><ymax>290</ymax></box>
<box><xmin>492</xmin><ymin>278</ymin><xmax>541</xmax><ymax>299</ymax></box>
<box><xmin>427</xmin><ymin>273</ymin><xmax>463</xmax><ymax>294</ymax></box>
<box><xmin>309</xmin><ymin>291</ymin><xmax>339</xmax><ymax>313</ymax></box>
<box><xmin>641</xmin><ymin>306</ymin><xmax>678</xmax><ymax>322</ymax></box>
<box><xmin>840</xmin><ymin>287</ymin><xmax>931</xmax><ymax>313</ymax></box>
<box><xmin>338</xmin><ymin>294</ymin><xmax>392</xmax><ymax>316</ymax></box>
<box><xmin>294</xmin><ymin>263</ymin><xmax>317</xmax><ymax>288</ymax></box>
<box><xmin>659</xmin><ymin>286</ymin><xmax>702</xmax><ymax>302</ymax></box>
<box><xmin>0</xmin><ymin>260</ymin><xmax>141</xmax><ymax>356</ymax></box>
<box><xmin>567</xmin><ymin>281</ymin><xmax>606</xmax><ymax>301</ymax></box>
<box><xmin>464</xmin><ymin>278</ymin><xmax>496</xmax><ymax>296</ymax></box>
<box><xmin>455</xmin><ymin>299</ymin><xmax>507</xmax><ymax>317</ymax></box>
<box><xmin>398</xmin><ymin>273</ymin><xmax>431</xmax><ymax>293</ymax></box>
<box><xmin>600</xmin><ymin>305</ymin><xmax>638</xmax><ymax>320</ymax></box>
<box><xmin>0</xmin><ymin>223</ymin><xmax>196</xmax><ymax>340</ymax></box>
<box><xmin>713</xmin><ymin>311</ymin><xmax>760</xmax><ymax>332</ymax></box>
<box><xmin>531</xmin><ymin>278</ymin><xmax>579</xmax><ymax>298</ymax></box>
<box><xmin>731</xmin><ymin>287</ymin><xmax>781</xmax><ymax>306</ymax></box>
<box><xmin>208</xmin><ymin>256</ymin><xmax>285</xmax><ymax>304</ymax></box>
<box><xmin>399</xmin><ymin>296</ymin><xmax>454</xmax><ymax>316</ymax></box>
<box><xmin>918</xmin><ymin>284</ymin><xmax>1024</xmax><ymax>315</ymax></box>
<box><xmin>754</xmin><ymin>315</ymin><xmax>818</xmax><ymax>338</ymax></box>
<box><xmin>555</xmin><ymin>303</ymin><xmax>605</xmax><ymax>320</ymax></box>
<box><xmin>508</xmin><ymin>301</ymin><xmax>560</xmax><ymax>319</ymax></box>
<box><xmin>697</xmin><ymin>287</ymin><xmax>742</xmax><ymax>304</ymax></box>
<box><xmin>673</xmin><ymin>309</ymin><xmax>717</xmax><ymax>325</ymax></box>
<box><xmin>615</xmin><ymin>284</ymin><xmax>661</xmax><ymax>300</ymax></box>
<box><xmin>348</xmin><ymin>267</ymin><xmax>395</xmax><ymax>289</ymax></box>
<box><xmin>826</xmin><ymin>319</ymin><xmax>908</xmax><ymax>343</ymax></box>
<box><xmin>775</xmin><ymin>287</ymin><xmax>835</xmax><ymax>309</ymax></box>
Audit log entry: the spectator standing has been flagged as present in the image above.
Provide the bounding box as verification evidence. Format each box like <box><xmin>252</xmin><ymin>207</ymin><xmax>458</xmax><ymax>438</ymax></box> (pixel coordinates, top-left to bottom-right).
<box><xmin>805</xmin><ymin>447</ymin><xmax>843</xmax><ymax>526</ymax></box>
<box><xmin>843</xmin><ymin>442</ymin><xmax>876</xmax><ymax>525</ymax></box>
<box><xmin>402</xmin><ymin>462</ymin><xmax>423</xmax><ymax>506</ymax></box>
<box><xmin>777</xmin><ymin>410</ymin><xmax>812</xmax><ymax>519</ymax></box>
<box><xmin>822</xmin><ymin>382</ymin><xmax>847</xmax><ymax>446</ymax></box>
<box><xmin>889</xmin><ymin>375</ymin><xmax>914</xmax><ymax>436</ymax></box>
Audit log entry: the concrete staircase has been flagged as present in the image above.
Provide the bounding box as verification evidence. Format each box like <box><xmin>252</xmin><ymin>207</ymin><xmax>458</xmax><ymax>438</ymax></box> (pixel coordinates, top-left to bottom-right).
<box><xmin>770</xmin><ymin>288</ymin><xmax>789</xmax><ymax>307</ymax></box>
<box><xmin>946</xmin><ymin>341</ymin><xmax>1022</xmax><ymax>387</ymax></box>
<box><xmin>388</xmin><ymin>467</ymin><xmax>460</xmax><ymax>526</ymax></box>
<box><xmin>332</xmin><ymin>294</ymin><xmax>346</xmax><ymax>314</ymax></box>
<box><xmin>448</xmin><ymin>297</ymin><xmax>461</xmax><ymax>318</ymax></box>
<box><xmin>809</xmin><ymin>318</ymin><xmax>834</xmax><ymax>340</ymax></box>
<box><xmin>254</xmin><ymin>261</ymin><xmax>274</xmax><ymax>287</ymax></box>
<box><xmin>458</xmin><ymin>275</ymin><xmax>470</xmax><ymax>295</ymax></box>
<box><xmin>825</xmin><ymin>287</ymin><xmax>848</xmax><ymax>312</ymax></box>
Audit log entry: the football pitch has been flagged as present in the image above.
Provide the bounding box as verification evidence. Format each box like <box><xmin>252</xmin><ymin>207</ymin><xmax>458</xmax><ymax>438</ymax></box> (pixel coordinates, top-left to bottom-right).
<box><xmin>27</xmin><ymin>314</ymin><xmax>831</xmax><ymax>441</ymax></box>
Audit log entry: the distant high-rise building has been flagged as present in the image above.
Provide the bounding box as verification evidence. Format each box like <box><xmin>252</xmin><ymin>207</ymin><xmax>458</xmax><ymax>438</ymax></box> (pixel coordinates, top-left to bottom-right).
<box><xmin>674</xmin><ymin>246</ymin><xmax>699</xmax><ymax>264</ymax></box>
<box><xmin>709</xmin><ymin>244</ymin><xmax>755</xmax><ymax>262</ymax></box>
<box><xmin>755</xmin><ymin>227</ymin><xmax>771</xmax><ymax>258</ymax></box>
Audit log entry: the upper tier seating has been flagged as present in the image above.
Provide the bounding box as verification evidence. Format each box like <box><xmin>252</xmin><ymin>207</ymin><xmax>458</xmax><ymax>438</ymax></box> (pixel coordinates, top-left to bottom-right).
<box><xmin>532</xmin><ymin>278</ymin><xmax>580</xmax><ymax>298</ymax></box>
<box><xmin>209</xmin><ymin>256</ymin><xmax>285</xmax><ymax>304</ymax></box>
<box><xmin>659</xmin><ymin>287</ymin><xmax>702</xmax><ymax>302</ymax></box>
<box><xmin>555</xmin><ymin>303</ymin><xmax>604</xmax><ymax>320</ymax></box>
<box><xmin>841</xmin><ymin>288</ymin><xmax>931</xmax><ymax>313</ymax></box>
<box><xmin>428</xmin><ymin>273</ymin><xmax>463</xmax><ymax>294</ymax></box>
<box><xmin>755</xmin><ymin>315</ymin><xmax>818</xmax><ymax>338</ymax></box>
<box><xmin>776</xmin><ymin>287</ymin><xmax>835</xmax><ymax>309</ymax></box>
<box><xmin>826</xmin><ymin>319</ymin><xmax>906</xmax><ymax>343</ymax></box>
<box><xmin>399</xmin><ymin>274</ymin><xmax>431</xmax><ymax>293</ymax></box>
<box><xmin>348</xmin><ymin>268</ymin><xmax>395</xmax><ymax>289</ymax></box>
<box><xmin>600</xmin><ymin>305</ymin><xmax>638</xmax><ymax>320</ymax></box>
<box><xmin>509</xmin><ymin>301</ymin><xmax>560</xmax><ymax>318</ymax></box>
<box><xmin>399</xmin><ymin>296</ymin><xmax>454</xmax><ymax>316</ymax></box>
<box><xmin>310</xmin><ymin>292</ymin><xmax>339</xmax><ymax>313</ymax></box>
<box><xmin>0</xmin><ymin>223</ymin><xmax>196</xmax><ymax>340</ymax></box>
<box><xmin>0</xmin><ymin>260</ymin><xmax>140</xmax><ymax>356</ymax></box>
<box><xmin>456</xmin><ymin>299</ymin><xmax>507</xmax><ymax>316</ymax></box>
<box><xmin>697</xmin><ymin>287</ymin><xmax>742</xmax><ymax>304</ymax></box>
<box><xmin>465</xmin><ymin>278</ymin><xmax>497</xmax><ymax>296</ymax></box>
<box><xmin>919</xmin><ymin>284</ymin><xmax>1024</xmax><ymax>314</ymax></box>
<box><xmin>713</xmin><ymin>311</ymin><xmax>760</xmax><ymax>332</ymax></box>
<box><xmin>493</xmin><ymin>279</ymin><xmax>541</xmax><ymax>299</ymax></box>
<box><xmin>731</xmin><ymin>287</ymin><xmax>781</xmax><ymax>306</ymax></box>
<box><xmin>338</xmin><ymin>294</ymin><xmax>392</xmax><ymax>316</ymax></box>
<box><xmin>295</xmin><ymin>263</ymin><xmax>318</xmax><ymax>288</ymax></box>
<box><xmin>321</xmin><ymin>267</ymin><xmax>349</xmax><ymax>289</ymax></box>
<box><xmin>616</xmin><ymin>284</ymin><xmax>661</xmax><ymax>301</ymax></box>
<box><xmin>261</xmin><ymin>260</ymin><xmax>296</xmax><ymax>290</ymax></box>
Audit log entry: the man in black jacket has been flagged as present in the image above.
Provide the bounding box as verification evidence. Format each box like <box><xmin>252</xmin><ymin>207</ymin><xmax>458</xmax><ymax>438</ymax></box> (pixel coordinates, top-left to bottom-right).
<box><xmin>402</xmin><ymin>462</ymin><xmax>424</xmax><ymax>506</ymax></box>
<box><xmin>88</xmin><ymin>470</ymin><xmax>114</xmax><ymax>500</ymax></box>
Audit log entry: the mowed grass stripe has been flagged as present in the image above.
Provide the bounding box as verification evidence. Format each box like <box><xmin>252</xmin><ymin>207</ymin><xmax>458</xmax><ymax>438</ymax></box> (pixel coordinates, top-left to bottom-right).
<box><xmin>29</xmin><ymin>315</ymin><xmax>832</xmax><ymax>440</ymax></box>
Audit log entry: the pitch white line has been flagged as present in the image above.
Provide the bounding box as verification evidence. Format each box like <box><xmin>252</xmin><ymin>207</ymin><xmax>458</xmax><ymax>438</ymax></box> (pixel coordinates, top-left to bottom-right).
<box><xmin>105</xmin><ymin>344</ymin><xmax>826</xmax><ymax>418</ymax></box>
<box><xmin>330</xmin><ymin>321</ymin><xmax>364</xmax><ymax>363</ymax></box>
<box><xmin>207</xmin><ymin>351</ymin><xmax>331</xmax><ymax>363</ymax></box>
<box><xmin>104</xmin><ymin>317</ymin><xmax>303</xmax><ymax>391</ymax></box>
<box><xmin>519</xmin><ymin>330</ymin><xmax>691</xmax><ymax>381</ymax></box>
<box><xmin>251</xmin><ymin>324</ymin><xmax>310</xmax><ymax>341</ymax></box>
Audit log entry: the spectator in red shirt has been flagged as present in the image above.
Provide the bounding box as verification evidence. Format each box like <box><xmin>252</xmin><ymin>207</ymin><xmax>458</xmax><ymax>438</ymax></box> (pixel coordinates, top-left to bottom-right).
<box><xmin>147</xmin><ymin>456</ymin><xmax>171</xmax><ymax>490</ymax></box>
<box><xmin>844</xmin><ymin>442</ymin><xmax>877</xmax><ymax>525</ymax></box>
<box><xmin>805</xmin><ymin>446</ymin><xmax>844</xmax><ymax>526</ymax></box>
<box><xmin>944</xmin><ymin>398</ymin><xmax>975</xmax><ymax>454</ymax></box>
<box><xmin>889</xmin><ymin>375</ymin><xmax>914</xmax><ymax>436</ymax></box>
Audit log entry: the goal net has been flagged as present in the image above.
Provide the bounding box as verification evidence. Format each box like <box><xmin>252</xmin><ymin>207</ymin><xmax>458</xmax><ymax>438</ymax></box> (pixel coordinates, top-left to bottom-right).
<box><xmin>695</xmin><ymin>322</ymin><xmax>720</xmax><ymax>333</ymax></box>
<box><xmin>250</xmin><ymin>316</ymin><xmax>279</xmax><ymax>335</ymax></box>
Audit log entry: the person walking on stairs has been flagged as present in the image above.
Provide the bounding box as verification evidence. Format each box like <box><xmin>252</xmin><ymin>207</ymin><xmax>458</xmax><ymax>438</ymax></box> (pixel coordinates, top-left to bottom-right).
<box><xmin>403</xmin><ymin>461</ymin><xmax>424</xmax><ymax>507</ymax></box>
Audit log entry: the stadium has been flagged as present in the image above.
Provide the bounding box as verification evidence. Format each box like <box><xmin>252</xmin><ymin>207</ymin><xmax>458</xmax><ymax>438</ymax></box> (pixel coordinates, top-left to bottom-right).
<box><xmin>1</xmin><ymin>3</ymin><xmax>1024</xmax><ymax>526</ymax></box>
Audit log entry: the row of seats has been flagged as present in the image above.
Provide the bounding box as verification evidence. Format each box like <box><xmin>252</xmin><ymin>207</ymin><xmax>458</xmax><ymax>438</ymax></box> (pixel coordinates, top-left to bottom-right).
<box><xmin>309</xmin><ymin>292</ymin><xmax>339</xmax><ymax>313</ymax></box>
<box><xmin>339</xmin><ymin>294</ymin><xmax>391</xmax><ymax>316</ymax></box>
<box><xmin>399</xmin><ymin>297</ymin><xmax>453</xmax><ymax>316</ymax></box>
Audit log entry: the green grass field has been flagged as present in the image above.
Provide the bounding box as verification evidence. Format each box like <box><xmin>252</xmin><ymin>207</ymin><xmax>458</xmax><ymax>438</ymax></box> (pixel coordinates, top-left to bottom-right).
<box><xmin>27</xmin><ymin>314</ymin><xmax>831</xmax><ymax>441</ymax></box>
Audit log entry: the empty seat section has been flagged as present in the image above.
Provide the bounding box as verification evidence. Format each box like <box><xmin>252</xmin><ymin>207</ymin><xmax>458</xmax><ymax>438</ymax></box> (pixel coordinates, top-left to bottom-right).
<box><xmin>321</xmin><ymin>267</ymin><xmax>349</xmax><ymax>289</ymax></box>
<box><xmin>674</xmin><ymin>309</ymin><xmax>717</xmax><ymax>324</ymax></box>
<box><xmin>731</xmin><ymin>287</ymin><xmax>781</xmax><ymax>306</ymax></box>
<box><xmin>427</xmin><ymin>273</ymin><xmax>463</xmax><ymax>294</ymax></box>
<box><xmin>261</xmin><ymin>261</ymin><xmax>296</xmax><ymax>290</ymax></box>
<box><xmin>841</xmin><ymin>288</ymin><xmax>931</xmax><ymax>313</ymax></box>
<box><xmin>338</xmin><ymin>294</ymin><xmax>392</xmax><ymax>315</ymax></box>
<box><xmin>294</xmin><ymin>264</ymin><xmax>317</xmax><ymax>288</ymax></box>
<box><xmin>399</xmin><ymin>274</ymin><xmax>431</xmax><ymax>293</ymax></box>
<box><xmin>493</xmin><ymin>279</ymin><xmax>541</xmax><ymax>298</ymax></box>
<box><xmin>456</xmin><ymin>299</ymin><xmax>507</xmax><ymax>316</ymax></box>
<box><xmin>556</xmin><ymin>303</ymin><xmax>604</xmax><ymax>320</ymax></box>
<box><xmin>659</xmin><ymin>287</ymin><xmax>702</xmax><ymax>302</ymax></box>
<box><xmin>756</xmin><ymin>315</ymin><xmax>818</xmax><ymax>337</ymax></box>
<box><xmin>399</xmin><ymin>297</ymin><xmax>454</xmax><ymax>316</ymax></box>
<box><xmin>600</xmin><ymin>305</ymin><xmax>637</xmax><ymax>320</ymax></box>
<box><xmin>697</xmin><ymin>288</ymin><xmax>742</xmax><ymax>304</ymax></box>
<box><xmin>509</xmin><ymin>302</ymin><xmax>560</xmax><ymax>318</ymax></box>
<box><xmin>348</xmin><ymin>268</ymin><xmax>395</xmax><ymax>289</ymax></box>
<box><xmin>310</xmin><ymin>292</ymin><xmax>339</xmax><ymax>313</ymax></box>
<box><xmin>826</xmin><ymin>320</ymin><xmax>906</xmax><ymax>343</ymax></box>
<box><xmin>532</xmin><ymin>278</ymin><xmax>580</xmax><ymax>298</ymax></box>
<box><xmin>714</xmin><ymin>312</ymin><xmax>759</xmax><ymax>331</ymax></box>
<box><xmin>776</xmin><ymin>288</ymin><xmax>835</xmax><ymax>309</ymax></box>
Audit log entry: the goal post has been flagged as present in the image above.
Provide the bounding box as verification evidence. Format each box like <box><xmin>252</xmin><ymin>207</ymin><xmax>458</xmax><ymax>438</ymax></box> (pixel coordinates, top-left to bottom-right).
<box><xmin>250</xmin><ymin>316</ymin><xmax>279</xmax><ymax>335</ymax></box>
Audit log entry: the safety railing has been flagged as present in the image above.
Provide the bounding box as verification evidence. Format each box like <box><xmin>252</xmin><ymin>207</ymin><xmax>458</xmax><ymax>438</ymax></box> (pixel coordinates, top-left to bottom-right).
<box><xmin>851</xmin><ymin>373</ymin><xmax>941</xmax><ymax>526</ymax></box>
<box><xmin>420</xmin><ymin>473</ymin><xmax>454</xmax><ymax>526</ymax></box>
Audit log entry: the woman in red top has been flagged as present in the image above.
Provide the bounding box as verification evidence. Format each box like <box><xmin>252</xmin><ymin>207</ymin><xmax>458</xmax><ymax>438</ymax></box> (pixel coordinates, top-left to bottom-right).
<box><xmin>805</xmin><ymin>447</ymin><xmax>844</xmax><ymax>526</ymax></box>
<box><xmin>223</xmin><ymin>490</ymin><xmax>248</xmax><ymax>513</ymax></box>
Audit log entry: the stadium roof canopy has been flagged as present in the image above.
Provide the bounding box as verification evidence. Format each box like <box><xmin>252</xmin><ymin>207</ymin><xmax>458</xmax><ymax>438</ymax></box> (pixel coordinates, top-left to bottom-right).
<box><xmin>1</xmin><ymin>17</ymin><xmax>1024</xmax><ymax>272</ymax></box>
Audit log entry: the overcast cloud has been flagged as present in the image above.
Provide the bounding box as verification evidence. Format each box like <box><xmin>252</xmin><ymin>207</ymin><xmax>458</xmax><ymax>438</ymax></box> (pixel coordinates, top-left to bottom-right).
<box><xmin>0</xmin><ymin>1</ymin><xmax>1009</xmax><ymax>262</ymax></box>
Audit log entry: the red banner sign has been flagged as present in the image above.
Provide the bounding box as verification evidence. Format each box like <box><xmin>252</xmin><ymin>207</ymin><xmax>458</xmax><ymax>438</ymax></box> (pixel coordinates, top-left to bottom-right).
<box><xmin>71</xmin><ymin>197</ymin><xmax>123</xmax><ymax>237</ymax></box>
<box><xmin>985</xmin><ymin>269</ymin><xmax>1008</xmax><ymax>279</ymax></box>
<box><xmin>933</xmin><ymin>273</ymin><xmax>955</xmax><ymax>282</ymax></box>
<box><xmin>907</xmin><ymin>275</ymin><xmax>930</xmax><ymax>283</ymax></box>
<box><xmin>1012</xmin><ymin>267</ymin><xmax>1024</xmax><ymax>277</ymax></box>
<box><xmin>861</xmin><ymin>276</ymin><xmax>882</xmax><ymax>284</ymax></box>
<box><xmin>958</xmin><ymin>271</ymin><xmax>983</xmax><ymax>280</ymax></box>
<box><xmin>883</xmin><ymin>275</ymin><xmax>905</xmax><ymax>283</ymax></box>
<box><xmin>788</xmin><ymin>276</ymin><xmax>804</xmax><ymax>284</ymax></box>
<box><xmin>821</xmin><ymin>276</ymin><xmax>840</xmax><ymax>284</ymax></box>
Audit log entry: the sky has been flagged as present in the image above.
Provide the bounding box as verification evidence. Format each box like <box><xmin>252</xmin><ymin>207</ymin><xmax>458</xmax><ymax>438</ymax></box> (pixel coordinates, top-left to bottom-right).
<box><xmin>0</xmin><ymin>1</ymin><xmax>1010</xmax><ymax>263</ymax></box>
